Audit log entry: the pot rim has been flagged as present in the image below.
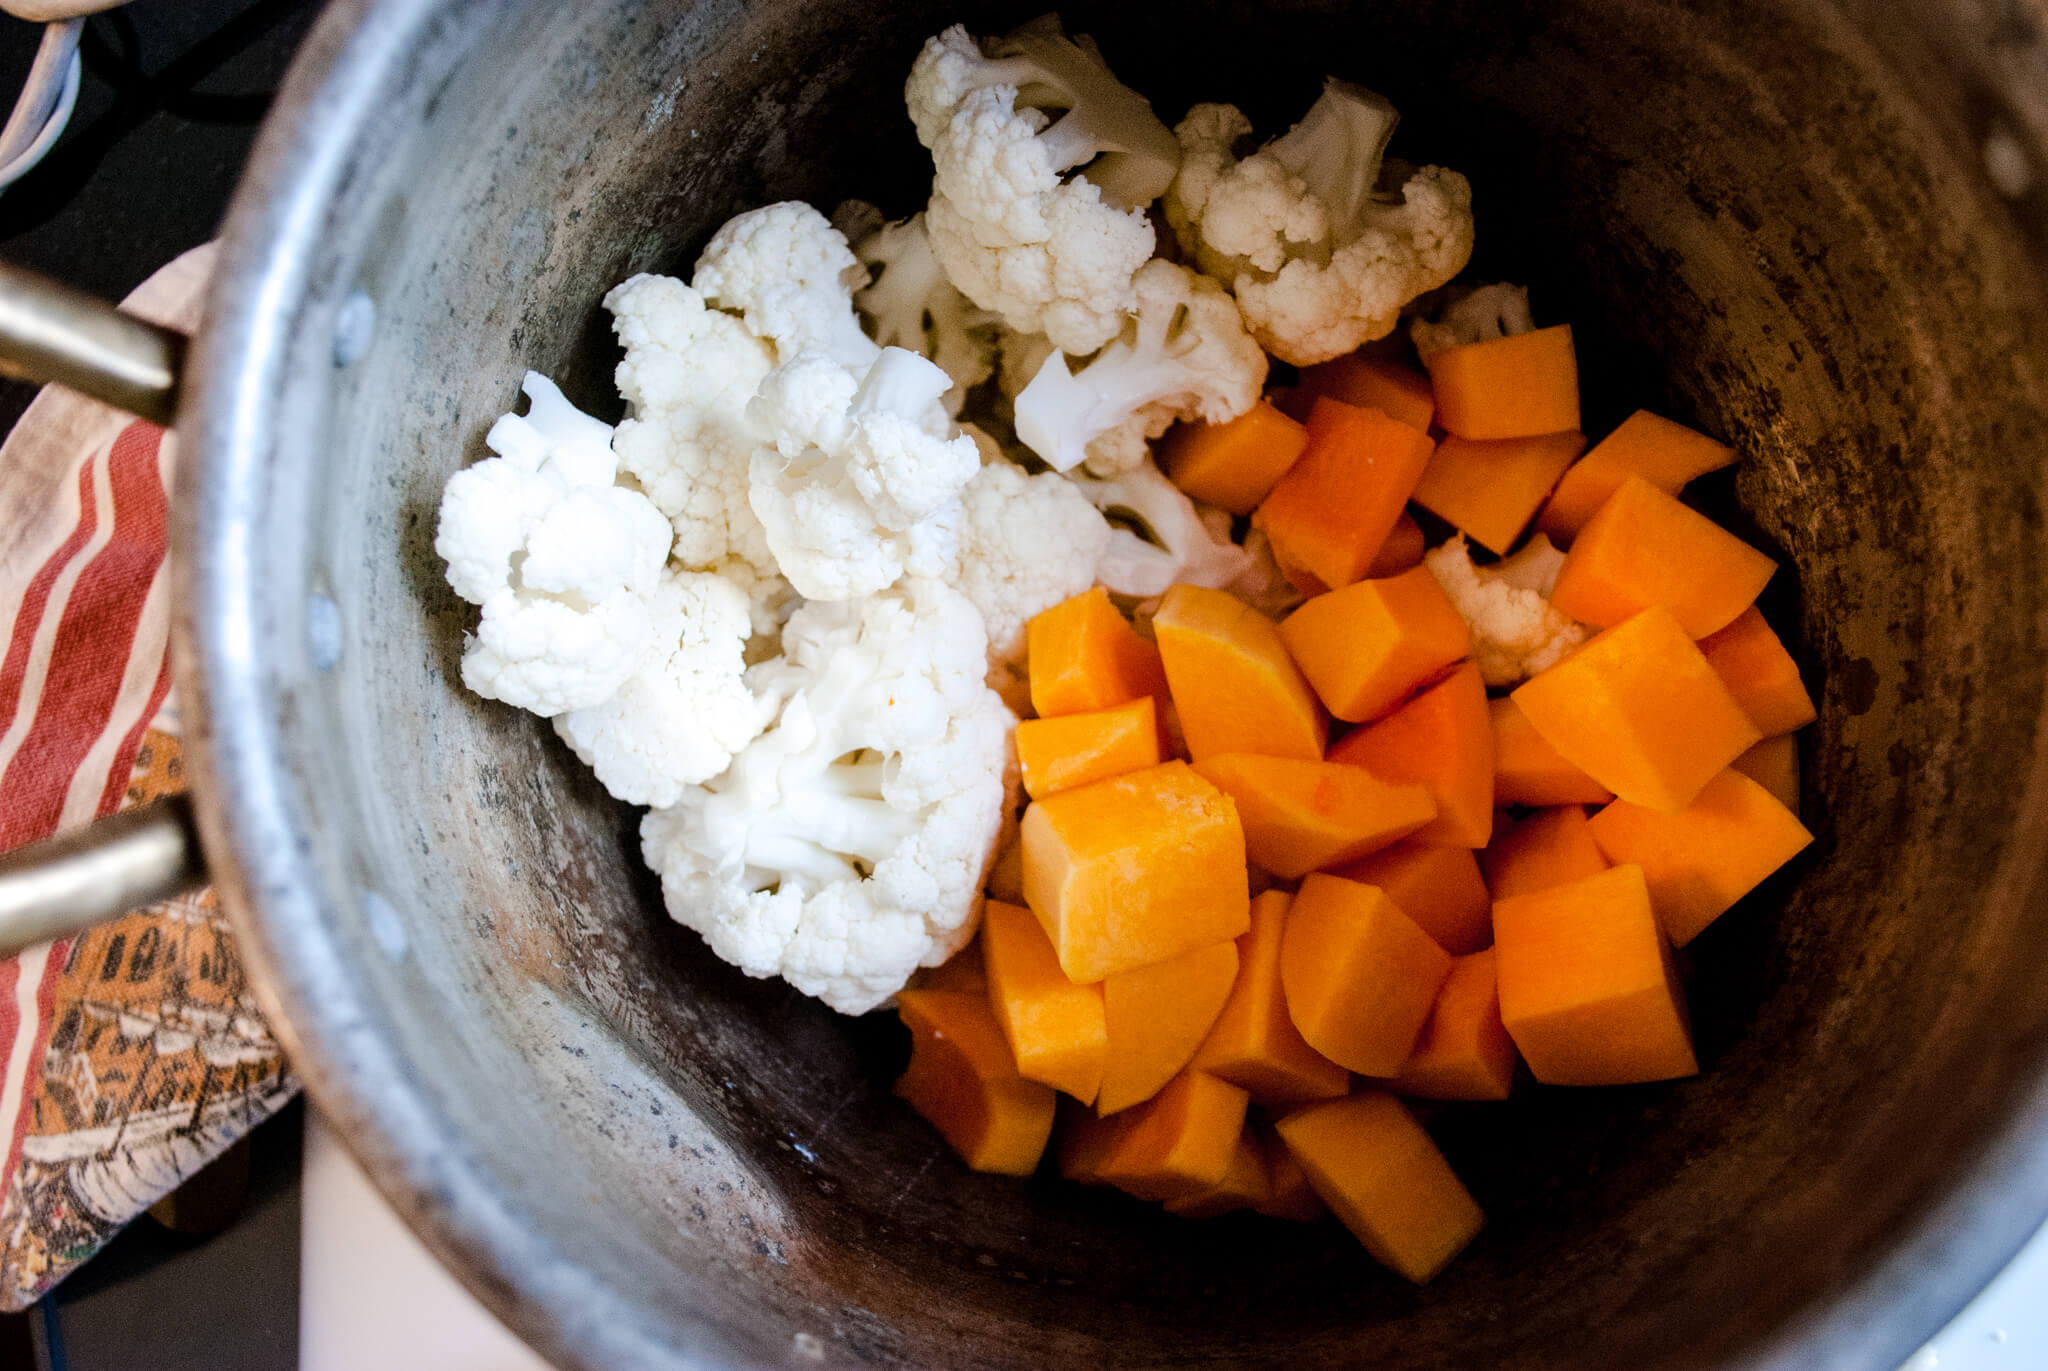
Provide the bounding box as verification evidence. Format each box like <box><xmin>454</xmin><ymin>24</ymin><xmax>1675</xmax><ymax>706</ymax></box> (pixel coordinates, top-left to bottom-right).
<box><xmin>167</xmin><ymin>2</ymin><xmax>2048</xmax><ymax>1369</ymax></box>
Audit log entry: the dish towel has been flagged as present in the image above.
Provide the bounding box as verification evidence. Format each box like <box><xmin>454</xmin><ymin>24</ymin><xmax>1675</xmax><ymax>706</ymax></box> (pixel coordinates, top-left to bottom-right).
<box><xmin>0</xmin><ymin>241</ymin><xmax>296</xmax><ymax>1309</ymax></box>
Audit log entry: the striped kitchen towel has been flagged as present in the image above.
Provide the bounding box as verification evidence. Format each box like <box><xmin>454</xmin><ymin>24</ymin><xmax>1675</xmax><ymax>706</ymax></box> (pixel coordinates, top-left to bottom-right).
<box><xmin>0</xmin><ymin>242</ymin><xmax>296</xmax><ymax>1309</ymax></box>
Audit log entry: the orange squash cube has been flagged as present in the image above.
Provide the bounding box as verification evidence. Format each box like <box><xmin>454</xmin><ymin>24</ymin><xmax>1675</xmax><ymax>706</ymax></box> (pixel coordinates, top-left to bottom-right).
<box><xmin>1328</xmin><ymin>662</ymin><xmax>1495</xmax><ymax>848</ymax></box>
<box><xmin>1490</xmin><ymin>696</ymin><xmax>1614</xmax><ymax>807</ymax></box>
<box><xmin>1393</xmin><ymin>948</ymin><xmax>1520</xmax><ymax>1101</ymax></box>
<box><xmin>1164</xmin><ymin>1131</ymin><xmax>1272</xmax><ymax>1218</ymax></box>
<box><xmin>1154</xmin><ymin>584</ymin><xmax>1328</xmax><ymax>762</ymax></box>
<box><xmin>1277</xmin><ymin>566</ymin><xmax>1472</xmax><ymax>723</ymax></box>
<box><xmin>1510</xmin><ymin>606</ymin><xmax>1761</xmax><ymax>813</ymax></box>
<box><xmin>1296</xmin><ymin>350</ymin><xmax>1436</xmax><ymax>433</ymax></box>
<box><xmin>1281</xmin><ymin>874</ymin><xmax>1452</xmax><ymax>1077</ymax></box>
<box><xmin>1193</xmin><ymin>891</ymin><xmax>1351</xmax><ymax>1106</ymax></box>
<box><xmin>1253</xmin><ymin>1125</ymin><xmax>1329</xmax><ymax>1223</ymax></box>
<box><xmin>1020</xmin><ymin>761</ymin><xmax>1250</xmax><ymax>984</ymax></box>
<box><xmin>1480</xmin><ymin>806</ymin><xmax>1611</xmax><ymax>901</ymax></box>
<box><xmin>1093</xmin><ymin>1069</ymin><xmax>1252</xmax><ymax>1202</ymax></box>
<box><xmin>1097</xmin><ymin>941</ymin><xmax>1241</xmax><ymax>1115</ymax></box>
<box><xmin>1548</xmin><ymin>475</ymin><xmax>1777</xmax><ymax>639</ymax></box>
<box><xmin>1492</xmin><ymin>864</ymin><xmax>1699</xmax><ymax>1086</ymax></box>
<box><xmin>1585</xmin><ymin>768</ymin><xmax>1815</xmax><ymax>946</ymax></box>
<box><xmin>1274</xmin><ymin>1091</ymin><xmax>1486</xmax><ymax>1283</ymax></box>
<box><xmin>1697</xmin><ymin>606</ymin><xmax>1817</xmax><ymax>737</ymax></box>
<box><xmin>1159</xmin><ymin>399</ymin><xmax>1309</xmax><ymax>515</ymax></box>
<box><xmin>980</xmin><ymin>900</ymin><xmax>1109</xmax><ymax>1103</ymax></box>
<box><xmin>1368</xmin><ymin>511</ymin><xmax>1428</xmax><ymax>578</ymax></box>
<box><xmin>1192</xmin><ymin>753</ymin><xmax>1436</xmax><ymax>879</ymax></box>
<box><xmin>1425</xmin><ymin>324</ymin><xmax>1579</xmax><ymax>440</ymax></box>
<box><xmin>1326</xmin><ymin>841</ymin><xmax>1494</xmax><ymax>955</ymax></box>
<box><xmin>1731</xmin><ymin>733</ymin><xmax>1800</xmax><ymax>811</ymax></box>
<box><xmin>914</xmin><ymin>935</ymin><xmax>986</xmax><ymax>995</ymax></box>
<box><xmin>1015</xmin><ymin>696</ymin><xmax>1161</xmax><ymax>800</ymax></box>
<box><xmin>1539</xmin><ymin>410</ymin><xmax>1737</xmax><ymax>543</ymax></box>
<box><xmin>1054</xmin><ymin>1098</ymin><xmax>1132</xmax><ymax>1187</ymax></box>
<box><xmin>1411</xmin><ymin>431</ymin><xmax>1588</xmax><ymax>556</ymax></box>
<box><xmin>1253</xmin><ymin>397</ymin><xmax>1437</xmax><ymax>593</ymax></box>
<box><xmin>895</xmin><ymin>989</ymin><xmax>1056</xmax><ymax>1176</ymax></box>
<box><xmin>1027</xmin><ymin>588</ymin><xmax>1168</xmax><ymax>719</ymax></box>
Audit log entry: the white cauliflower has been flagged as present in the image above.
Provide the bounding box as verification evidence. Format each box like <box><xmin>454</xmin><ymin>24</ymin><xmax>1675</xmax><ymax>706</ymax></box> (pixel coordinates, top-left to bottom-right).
<box><xmin>945</xmin><ymin>457</ymin><xmax>1113</xmax><ymax>664</ymax></box>
<box><xmin>641</xmin><ymin>580</ymin><xmax>1014</xmax><ymax>1013</ymax></box>
<box><xmin>552</xmin><ymin>569</ymin><xmax>770</xmax><ymax>808</ymax></box>
<box><xmin>692</xmin><ymin>201</ymin><xmax>880</xmax><ymax>369</ymax></box>
<box><xmin>851</xmin><ymin>211</ymin><xmax>1004</xmax><ymax>415</ymax></box>
<box><xmin>1069</xmin><ymin>457</ymin><xmax>1254</xmax><ymax>599</ymax></box>
<box><xmin>1425</xmin><ymin>533</ymin><xmax>1592</xmax><ymax>687</ymax></box>
<box><xmin>1012</xmin><ymin>259</ymin><xmax>1267</xmax><ymax>475</ymax></box>
<box><xmin>908</xmin><ymin>18</ymin><xmax>1178</xmax><ymax>355</ymax></box>
<box><xmin>746</xmin><ymin>347</ymin><xmax>982</xmax><ymax>601</ymax></box>
<box><xmin>1410</xmin><ymin>282</ymin><xmax>1534</xmax><ymax>362</ymax></box>
<box><xmin>1166</xmin><ymin>80</ymin><xmax>1475</xmax><ymax>366</ymax></box>
<box><xmin>435</xmin><ymin>373</ymin><xmax>675</xmax><ymax>717</ymax></box>
<box><xmin>605</xmin><ymin>273</ymin><xmax>777</xmax><ymax>570</ymax></box>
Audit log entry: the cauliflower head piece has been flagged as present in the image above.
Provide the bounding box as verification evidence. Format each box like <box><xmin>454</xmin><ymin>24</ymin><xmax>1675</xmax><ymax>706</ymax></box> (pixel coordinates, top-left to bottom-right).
<box><xmin>1067</xmin><ymin>457</ymin><xmax>1254</xmax><ymax>600</ymax></box>
<box><xmin>945</xmin><ymin>456</ymin><xmax>1113</xmax><ymax>664</ymax></box>
<box><xmin>1166</xmin><ymin>79</ymin><xmax>1475</xmax><ymax>366</ymax></box>
<box><xmin>641</xmin><ymin>579</ymin><xmax>1014</xmax><ymax>1013</ymax></box>
<box><xmin>1409</xmin><ymin>281</ymin><xmax>1535</xmax><ymax>362</ymax></box>
<box><xmin>693</xmin><ymin>201</ymin><xmax>880</xmax><ymax>369</ymax></box>
<box><xmin>851</xmin><ymin>210</ymin><xmax>1004</xmax><ymax>416</ymax></box>
<box><xmin>1425</xmin><ymin>533</ymin><xmax>1592</xmax><ymax>687</ymax></box>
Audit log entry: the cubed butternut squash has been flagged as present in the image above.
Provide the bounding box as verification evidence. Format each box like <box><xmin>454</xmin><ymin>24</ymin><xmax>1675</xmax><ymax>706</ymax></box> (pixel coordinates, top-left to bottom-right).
<box><xmin>1510</xmin><ymin>606</ymin><xmax>1761</xmax><ymax>813</ymax></box>
<box><xmin>1015</xmin><ymin>696</ymin><xmax>1162</xmax><ymax>800</ymax></box>
<box><xmin>1097</xmin><ymin>941</ymin><xmax>1241</xmax><ymax>1115</ymax></box>
<box><xmin>1369</xmin><ymin>511</ymin><xmax>1428</xmax><ymax>577</ymax></box>
<box><xmin>1585</xmin><ymin>768</ymin><xmax>1814</xmax><ymax>946</ymax></box>
<box><xmin>1491</xmin><ymin>864</ymin><xmax>1699</xmax><ymax>1086</ymax></box>
<box><xmin>1192</xmin><ymin>753</ymin><xmax>1437</xmax><ymax>879</ymax></box>
<box><xmin>1164</xmin><ymin>1131</ymin><xmax>1272</xmax><ymax>1218</ymax></box>
<box><xmin>1253</xmin><ymin>1125</ymin><xmax>1329</xmax><ymax>1223</ymax></box>
<box><xmin>1093</xmin><ymin>1069</ymin><xmax>1252</xmax><ymax>1202</ymax></box>
<box><xmin>1020</xmin><ymin>761</ymin><xmax>1250</xmax><ymax>984</ymax></box>
<box><xmin>914</xmin><ymin>935</ymin><xmax>986</xmax><ymax>995</ymax></box>
<box><xmin>895</xmin><ymin>989</ymin><xmax>1056</xmax><ymax>1176</ymax></box>
<box><xmin>1274</xmin><ymin>1091</ymin><xmax>1485</xmax><ymax>1283</ymax></box>
<box><xmin>1548</xmin><ymin>475</ymin><xmax>1776</xmax><ymax>639</ymax></box>
<box><xmin>1697</xmin><ymin>606</ymin><xmax>1817</xmax><ymax>737</ymax></box>
<box><xmin>1411</xmin><ymin>431</ymin><xmax>1588</xmax><ymax>557</ymax></box>
<box><xmin>1480</xmin><ymin>806</ymin><xmax>1611</xmax><ymax>901</ymax></box>
<box><xmin>980</xmin><ymin>900</ymin><xmax>1109</xmax><ymax>1104</ymax></box>
<box><xmin>1027</xmin><ymin>588</ymin><xmax>1169</xmax><ymax>719</ymax></box>
<box><xmin>1281</xmin><ymin>873</ymin><xmax>1452</xmax><ymax>1077</ymax></box>
<box><xmin>1425</xmin><ymin>325</ymin><xmax>1579</xmax><ymax>440</ymax></box>
<box><xmin>1160</xmin><ymin>399</ymin><xmax>1310</xmax><ymax>515</ymax></box>
<box><xmin>1328</xmin><ymin>662</ymin><xmax>1495</xmax><ymax>848</ymax></box>
<box><xmin>1393</xmin><ymin>949</ymin><xmax>1520</xmax><ymax>1101</ymax></box>
<box><xmin>1253</xmin><ymin>397</ymin><xmax>1436</xmax><ymax>593</ymax></box>
<box><xmin>1539</xmin><ymin>410</ymin><xmax>1737</xmax><ymax>543</ymax></box>
<box><xmin>1154</xmin><ymin>584</ymin><xmax>1328</xmax><ymax>762</ymax></box>
<box><xmin>1490</xmin><ymin>696</ymin><xmax>1615</xmax><ymax>807</ymax></box>
<box><xmin>1731</xmin><ymin>733</ymin><xmax>1800</xmax><ymax>811</ymax></box>
<box><xmin>1296</xmin><ymin>350</ymin><xmax>1436</xmax><ymax>433</ymax></box>
<box><xmin>1055</xmin><ymin>1098</ymin><xmax>1133</xmax><ymax>1187</ymax></box>
<box><xmin>1277</xmin><ymin>566</ymin><xmax>1472</xmax><ymax>723</ymax></box>
<box><xmin>1193</xmin><ymin>891</ymin><xmax>1352</xmax><ymax>1106</ymax></box>
<box><xmin>1326</xmin><ymin>842</ymin><xmax>1494</xmax><ymax>955</ymax></box>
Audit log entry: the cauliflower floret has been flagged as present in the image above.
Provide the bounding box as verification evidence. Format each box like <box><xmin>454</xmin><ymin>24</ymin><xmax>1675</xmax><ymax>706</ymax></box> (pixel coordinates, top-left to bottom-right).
<box><xmin>1068</xmin><ymin>457</ymin><xmax>1254</xmax><ymax>599</ymax></box>
<box><xmin>641</xmin><ymin>580</ymin><xmax>1013</xmax><ymax>1013</ymax></box>
<box><xmin>435</xmin><ymin>373</ymin><xmax>674</xmax><ymax>717</ymax></box>
<box><xmin>552</xmin><ymin>569</ymin><xmax>771</xmax><ymax>807</ymax></box>
<box><xmin>1409</xmin><ymin>281</ymin><xmax>1535</xmax><ymax>362</ymax></box>
<box><xmin>1166</xmin><ymin>80</ymin><xmax>1475</xmax><ymax>366</ymax></box>
<box><xmin>1425</xmin><ymin>533</ymin><xmax>1592</xmax><ymax>687</ymax></box>
<box><xmin>746</xmin><ymin>347</ymin><xmax>983</xmax><ymax>601</ymax></box>
<box><xmin>1012</xmin><ymin>259</ymin><xmax>1267</xmax><ymax>475</ymax></box>
<box><xmin>692</xmin><ymin>202</ymin><xmax>880</xmax><ymax>369</ymax></box>
<box><xmin>851</xmin><ymin>211</ymin><xmax>1004</xmax><ymax>415</ymax></box>
<box><xmin>605</xmin><ymin>273</ymin><xmax>777</xmax><ymax>571</ymax></box>
<box><xmin>945</xmin><ymin>457</ymin><xmax>1113</xmax><ymax>664</ymax></box>
<box><xmin>909</xmin><ymin>19</ymin><xmax>1178</xmax><ymax>355</ymax></box>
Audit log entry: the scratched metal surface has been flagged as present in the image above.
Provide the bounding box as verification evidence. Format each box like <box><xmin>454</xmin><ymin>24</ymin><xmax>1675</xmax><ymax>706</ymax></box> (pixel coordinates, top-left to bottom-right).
<box><xmin>172</xmin><ymin>0</ymin><xmax>2048</xmax><ymax>1368</ymax></box>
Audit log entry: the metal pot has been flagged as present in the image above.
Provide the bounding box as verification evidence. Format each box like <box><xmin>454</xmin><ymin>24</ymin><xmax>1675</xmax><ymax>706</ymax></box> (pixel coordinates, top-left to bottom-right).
<box><xmin>5</xmin><ymin>0</ymin><xmax>2048</xmax><ymax>1366</ymax></box>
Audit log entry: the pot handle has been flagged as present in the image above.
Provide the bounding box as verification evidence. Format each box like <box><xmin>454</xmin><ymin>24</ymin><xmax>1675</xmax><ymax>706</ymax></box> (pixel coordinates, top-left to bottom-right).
<box><xmin>0</xmin><ymin>260</ymin><xmax>203</xmax><ymax>956</ymax></box>
<box><xmin>0</xmin><ymin>259</ymin><xmax>184</xmax><ymax>426</ymax></box>
<box><xmin>0</xmin><ymin>795</ymin><xmax>208</xmax><ymax>958</ymax></box>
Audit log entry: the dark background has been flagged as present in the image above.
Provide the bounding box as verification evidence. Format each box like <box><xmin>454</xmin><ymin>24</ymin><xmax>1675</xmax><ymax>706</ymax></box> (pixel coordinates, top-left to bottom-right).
<box><xmin>0</xmin><ymin>1</ymin><xmax>322</xmax><ymax>1366</ymax></box>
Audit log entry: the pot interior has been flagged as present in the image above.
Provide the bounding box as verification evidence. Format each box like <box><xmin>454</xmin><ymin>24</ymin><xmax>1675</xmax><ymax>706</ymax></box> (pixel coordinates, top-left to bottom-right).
<box><xmin>192</xmin><ymin>0</ymin><xmax>2048</xmax><ymax>1367</ymax></box>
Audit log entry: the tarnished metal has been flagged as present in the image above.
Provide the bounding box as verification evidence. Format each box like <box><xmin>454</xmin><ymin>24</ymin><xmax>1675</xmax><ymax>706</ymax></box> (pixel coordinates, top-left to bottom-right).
<box><xmin>0</xmin><ymin>260</ymin><xmax>183</xmax><ymax>425</ymax></box>
<box><xmin>0</xmin><ymin>795</ymin><xmax>206</xmax><ymax>957</ymax></box>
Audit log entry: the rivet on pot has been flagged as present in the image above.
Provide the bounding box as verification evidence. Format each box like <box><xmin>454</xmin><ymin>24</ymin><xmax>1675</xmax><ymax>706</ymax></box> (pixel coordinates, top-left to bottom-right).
<box><xmin>1984</xmin><ymin>120</ymin><xmax>2035</xmax><ymax>198</ymax></box>
<box><xmin>332</xmin><ymin>290</ymin><xmax>375</xmax><ymax>367</ymax></box>
<box><xmin>307</xmin><ymin>591</ymin><xmax>341</xmax><ymax>670</ymax></box>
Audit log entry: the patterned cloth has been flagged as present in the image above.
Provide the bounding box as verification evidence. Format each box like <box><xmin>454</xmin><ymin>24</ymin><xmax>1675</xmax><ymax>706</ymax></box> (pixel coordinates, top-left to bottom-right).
<box><xmin>0</xmin><ymin>243</ymin><xmax>296</xmax><ymax>1309</ymax></box>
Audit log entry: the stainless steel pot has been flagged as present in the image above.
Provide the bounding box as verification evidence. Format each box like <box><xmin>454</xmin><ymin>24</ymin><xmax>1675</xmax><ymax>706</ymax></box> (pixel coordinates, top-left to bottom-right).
<box><xmin>5</xmin><ymin>0</ymin><xmax>2048</xmax><ymax>1367</ymax></box>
